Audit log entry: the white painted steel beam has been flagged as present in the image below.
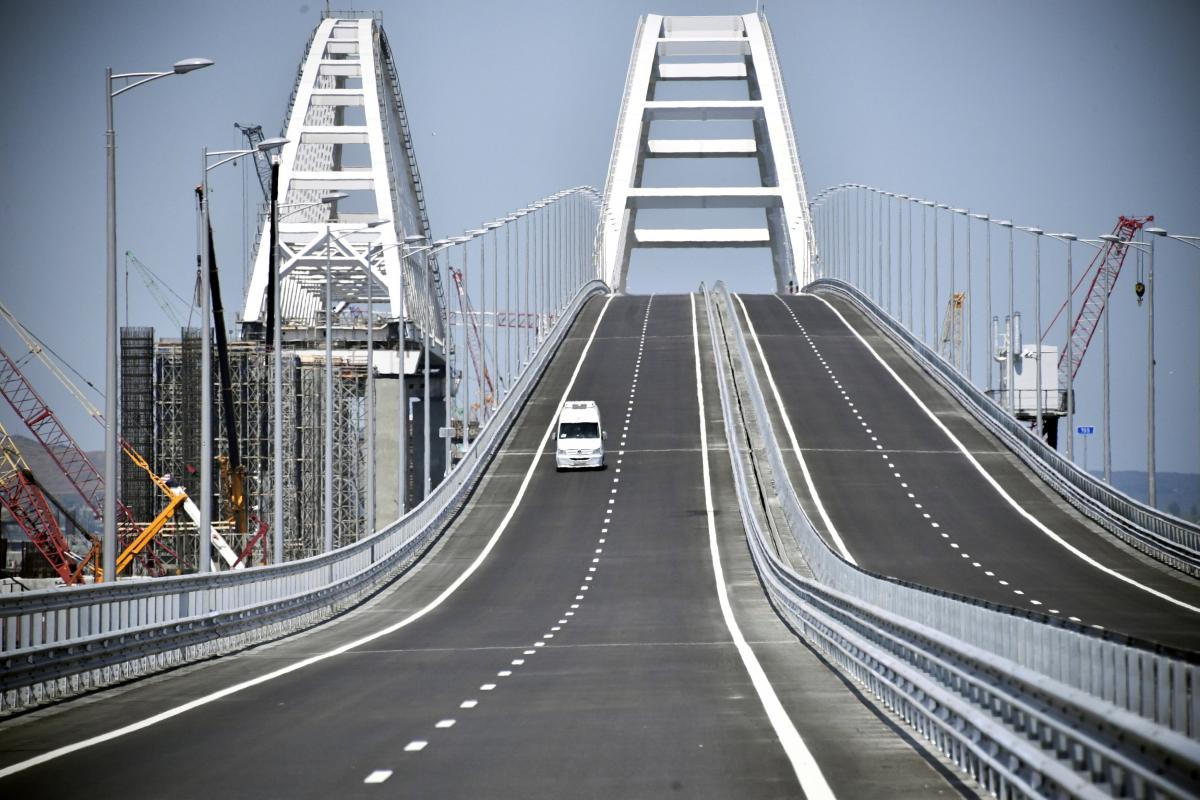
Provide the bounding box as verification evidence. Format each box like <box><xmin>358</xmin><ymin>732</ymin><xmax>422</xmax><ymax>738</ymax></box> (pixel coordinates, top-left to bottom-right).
<box><xmin>657</xmin><ymin>62</ymin><xmax>747</xmax><ymax>80</ymax></box>
<box><xmin>627</xmin><ymin>187</ymin><xmax>783</xmax><ymax>209</ymax></box>
<box><xmin>656</xmin><ymin>38</ymin><xmax>751</xmax><ymax>57</ymax></box>
<box><xmin>646</xmin><ymin>138</ymin><xmax>757</xmax><ymax>156</ymax></box>
<box><xmin>643</xmin><ymin>100</ymin><xmax>763</xmax><ymax>121</ymax></box>
<box><xmin>635</xmin><ymin>228</ymin><xmax>770</xmax><ymax>246</ymax></box>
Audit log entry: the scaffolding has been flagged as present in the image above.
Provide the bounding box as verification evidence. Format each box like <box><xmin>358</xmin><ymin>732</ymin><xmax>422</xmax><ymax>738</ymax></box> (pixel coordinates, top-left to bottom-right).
<box><xmin>146</xmin><ymin>334</ymin><xmax>370</xmax><ymax>566</ymax></box>
<box><xmin>119</xmin><ymin>328</ymin><xmax>156</xmax><ymax>524</ymax></box>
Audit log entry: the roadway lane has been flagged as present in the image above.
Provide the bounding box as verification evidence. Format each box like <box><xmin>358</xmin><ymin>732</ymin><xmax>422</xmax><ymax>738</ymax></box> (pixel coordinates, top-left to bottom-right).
<box><xmin>1</xmin><ymin>294</ymin><xmax>974</xmax><ymax>798</ymax></box>
<box><xmin>737</xmin><ymin>292</ymin><xmax>1200</xmax><ymax>652</ymax></box>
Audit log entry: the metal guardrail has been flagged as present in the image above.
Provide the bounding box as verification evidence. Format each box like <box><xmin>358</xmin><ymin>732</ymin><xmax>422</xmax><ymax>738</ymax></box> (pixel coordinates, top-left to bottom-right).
<box><xmin>704</xmin><ymin>283</ymin><xmax>1200</xmax><ymax>797</ymax></box>
<box><xmin>0</xmin><ymin>280</ymin><xmax>609</xmax><ymax>715</ymax></box>
<box><xmin>807</xmin><ymin>278</ymin><xmax>1200</xmax><ymax>578</ymax></box>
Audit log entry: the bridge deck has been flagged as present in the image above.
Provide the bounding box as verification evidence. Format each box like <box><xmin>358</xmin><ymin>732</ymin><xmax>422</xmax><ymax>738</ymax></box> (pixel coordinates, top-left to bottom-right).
<box><xmin>0</xmin><ymin>296</ymin><xmax>966</xmax><ymax>797</ymax></box>
<box><xmin>737</xmin><ymin>292</ymin><xmax>1200</xmax><ymax>652</ymax></box>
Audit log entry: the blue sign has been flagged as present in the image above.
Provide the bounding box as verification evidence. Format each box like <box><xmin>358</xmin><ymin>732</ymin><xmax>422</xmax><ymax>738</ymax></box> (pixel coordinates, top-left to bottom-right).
<box><xmin>1076</xmin><ymin>425</ymin><xmax>1095</xmax><ymax>435</ymax></box>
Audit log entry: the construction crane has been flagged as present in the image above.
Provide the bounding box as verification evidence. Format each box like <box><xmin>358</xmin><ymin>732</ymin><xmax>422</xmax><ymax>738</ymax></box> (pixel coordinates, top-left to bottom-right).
<box><xmin>0</xmin><ymin>420</ymin><xmax>97</xmax><ymax>584</ymax></box>
<box><xmin>940</xmin><ymin>291</ymin><xmax>965</xmax><ymax>370</ymax></box>
<box><xmin>1043</xmin><ymin>215</ymin><xmax>1151</xmax><ymax>388</ymax></box>
<box><xmin>0</xmin><ymin>300</ymin><xmax>244</xmax><ymax>573</ymax></box>
<box><xmin>125</xmin><ymin>250</ymin><xmax>191</xmax><ymax>328</ymax></box>
<box><xmin>448</xmin><ymin>266</ymin><xmax>495</xmax><ymax>411</ymax></box>
<box><xmin>0</xmin><ymin>342</ymin><xmax>180</xmax><ymax>576</ymax></box>
<box><xmin>234</xmin><ymin>122</ymin><xmax>274</xmax><ymax>202</ymax></box>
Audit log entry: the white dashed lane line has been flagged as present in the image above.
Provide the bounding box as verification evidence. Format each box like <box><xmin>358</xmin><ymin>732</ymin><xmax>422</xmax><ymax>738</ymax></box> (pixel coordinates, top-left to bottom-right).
<box><xmin>387</xmin><ymin>296</ymin><xmax>656</xmax><ymax>769</ymax></box>
<box><xmin>761</xmin><ymin>295</ymin><xmax>1071</xmax><ymax>619</ymax></box>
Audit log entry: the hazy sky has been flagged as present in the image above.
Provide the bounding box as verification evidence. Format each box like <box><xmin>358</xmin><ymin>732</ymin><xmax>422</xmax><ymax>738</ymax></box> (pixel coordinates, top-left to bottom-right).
<box><xmin>1</xmin><ymin>0</ymin><xmax>1197</xmax><ymax>478</ymax></box>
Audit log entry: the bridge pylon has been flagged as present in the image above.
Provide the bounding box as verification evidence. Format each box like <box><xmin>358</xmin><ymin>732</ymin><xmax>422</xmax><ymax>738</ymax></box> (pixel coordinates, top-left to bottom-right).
<box><xmin>242</xmin><ymin>14</ymin><xmax>444</xmax><ymax>348</ymax></box>
<box><xmin>598</xmin><ymin>13</ymin><xmax>816</xmax><ymax>292</ymax></box>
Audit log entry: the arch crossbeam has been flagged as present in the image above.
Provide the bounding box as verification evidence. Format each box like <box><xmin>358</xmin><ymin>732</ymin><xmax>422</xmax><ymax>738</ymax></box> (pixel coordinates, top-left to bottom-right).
<box><xmin>598</xmin><ymin>13</ymin><xmax>816</xmax><ymax>292</ymax></box>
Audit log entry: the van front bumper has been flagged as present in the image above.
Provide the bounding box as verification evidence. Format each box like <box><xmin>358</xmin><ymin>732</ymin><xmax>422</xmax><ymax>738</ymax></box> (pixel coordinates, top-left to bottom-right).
<box><xmin>556</xmin><ymin>452</ymin><xmax>604</xmax><ymax>469</ymax></box>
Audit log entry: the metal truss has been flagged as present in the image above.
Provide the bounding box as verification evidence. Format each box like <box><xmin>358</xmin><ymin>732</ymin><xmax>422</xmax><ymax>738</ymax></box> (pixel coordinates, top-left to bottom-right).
<box><xmin>242</xmin><ymin>16</ymin><xmax>443</xmax><ymax>350</ymax></box>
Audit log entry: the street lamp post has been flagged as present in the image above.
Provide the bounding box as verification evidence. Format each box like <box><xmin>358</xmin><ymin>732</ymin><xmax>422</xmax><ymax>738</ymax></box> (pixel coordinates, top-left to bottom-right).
<box><xmin>997</xmin><ymin>220</ymin><xmax>1015</xmax><ymax>414</ymax></box>
<box><xmin>1020</xmin><ymin>227</ymin><xmax>1045</xmax><ymax>442</ymax></box>
<box><xmin>1048</xmin><ymin>232</ymin><xmax>1078</xmax><ymax>463</ymax></box>
<box><xmin>198</xmin><ymin>136</ymin><xmax>288</xmax><ymax>574</ymax></box>
<box><xmin>104</xmin><ymin>56</ymin><xmax>212</xmax><ymax>580</ymax></box>
<box><xmin>972</xmin><ymin>214</ymin><xmax>991</xmax><ymax>392</ymax></box>
<box><xmin>1103</xmin><ymin>230</ymin><xmax>1164</xmax><ymax>505</ymax></box>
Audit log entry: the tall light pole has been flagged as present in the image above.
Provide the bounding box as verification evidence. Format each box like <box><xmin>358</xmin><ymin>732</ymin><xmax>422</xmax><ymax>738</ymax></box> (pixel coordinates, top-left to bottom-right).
<box><xmin>198</xmin><ymin>136</ymin><xmax>288</xmax><ymax>574</ymax></box>
<box><xmin>997</xmin><ymin>220</ymin><xmax>1015</xmax><ymax>414</ymax></box>
<box><xmin>934</xmin><ymin>204</ymin><xmax>948</xmax><ymax>355</ymax></box>
<box><xmin>270</xmin><ymin>192</ymin><xmax>347</xmax><ymax>562</ymax></box>
<box><xmin>972</xmin><ymin>213</ymin><xmax>991</xmax><ymax>391</ymax></box>
<box><xmin>1047</xmin><ymin>233</ymin><xmax>1078</xmax><ymax>463</ymax></box>
<box><xmin>1104</xmin><ymin>230</ymin><xmax>1164</xmax><ymax>505</ymax></box>
<box><xmin>1152</xmin><ymin>232</ymin><xmax>1200</xmax><ymax>496</ymax></box>
<box><xmin>921</xmin><ymin>201</ymin><xmax>933</xmax><ymax>344</ymax></box>
<box><xmin>1020</xmin><ymin>227</ymin><xmax>1045</xmax><ymax>442</ymax></box>
<box><xmin>104</xmin><ymin>56</ymin><xmax>212</xmax><ymax>581</ymax></box>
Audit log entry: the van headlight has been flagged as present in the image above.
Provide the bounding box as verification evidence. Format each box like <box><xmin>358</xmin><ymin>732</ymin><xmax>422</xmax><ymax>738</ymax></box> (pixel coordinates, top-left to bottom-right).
<box><xmin>591</xmin><ymin>448</ymin><xmax>603</xmax><ymax>455</ymax></box>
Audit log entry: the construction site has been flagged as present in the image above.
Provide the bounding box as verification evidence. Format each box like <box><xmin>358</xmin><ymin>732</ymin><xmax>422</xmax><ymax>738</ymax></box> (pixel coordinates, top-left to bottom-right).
<box><xmin>1</xmin><ymin>13</ymin><xmax>453</xmax><ymax>583</ymax></box>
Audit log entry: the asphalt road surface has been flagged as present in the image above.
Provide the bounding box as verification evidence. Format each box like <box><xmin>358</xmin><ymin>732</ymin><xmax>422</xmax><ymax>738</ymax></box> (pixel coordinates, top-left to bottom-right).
<box><xmin>736</xmin><ymin>291</ymin><xmax>1200</xmax><ymax>653</ymax></box>
<box><xmin>0</xmin><ymin>295</ymin><xmax>973</xmax><ymax>798</ymax></box>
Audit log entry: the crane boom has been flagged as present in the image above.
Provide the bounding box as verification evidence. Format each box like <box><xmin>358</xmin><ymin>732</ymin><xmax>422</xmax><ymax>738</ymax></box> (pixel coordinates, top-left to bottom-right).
<box><xmin>234</xmin><ymin>123</ymin><xmax>273</xmax><ymax>202</ymax></box>
<box><xmin>0</xmin><ymin>420</ymin><xmax>82</xmax><ymax>583</ymax></box>
<box><xmin>1043</xmin><ymin>215</ymin><xmax>1151</xmax><ymax>387</ymax></box>
<box><xmin>449</xmin><ymin>267</ymin><xmax>494</xmax><ymax>407</ymax></box>
<box><xmin>0</xmin><ymin>301</ymin><xmax>243</xmax><ymax>571</ymax></box>
<box><xmin>0</xmin><ymin>342</ymin><xmax>175</xmax><ymax>575</ymax></box>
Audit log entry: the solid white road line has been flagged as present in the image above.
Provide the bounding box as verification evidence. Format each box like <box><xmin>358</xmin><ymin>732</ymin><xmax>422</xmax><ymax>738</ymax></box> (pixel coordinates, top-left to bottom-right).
<box><xmin>0</xmin><ymin>295</ymin><xmax>617</xmax><ymax>780</ymax></box>
<box><xmin>690</xmin><ymin>293</ymin><xmax>836</xmax><ymax>800</ymax></box>
<box><xmin>801</xmin><ymin>292</ymin><xmax>1200</xmax><ymax>615</ymax></box>
<box><xmin>734</xmin><ymin>294</ymin><xmax>856</xmax><ymax>564</ymax></box>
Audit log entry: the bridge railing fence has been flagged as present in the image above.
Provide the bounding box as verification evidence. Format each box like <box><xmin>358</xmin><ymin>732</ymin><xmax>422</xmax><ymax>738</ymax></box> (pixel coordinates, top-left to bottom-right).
<box><xmin>705</xmin><ymin>281</ymin><xmax>1199</xmax><ymax>796</ymax></box>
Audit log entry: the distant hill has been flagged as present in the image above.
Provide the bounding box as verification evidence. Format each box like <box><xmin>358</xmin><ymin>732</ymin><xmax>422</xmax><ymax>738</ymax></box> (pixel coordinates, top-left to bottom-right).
<box><xmin>1</xmin><ymin>432</ymin><xmax>103</xmax><ymax>535</ymax></box>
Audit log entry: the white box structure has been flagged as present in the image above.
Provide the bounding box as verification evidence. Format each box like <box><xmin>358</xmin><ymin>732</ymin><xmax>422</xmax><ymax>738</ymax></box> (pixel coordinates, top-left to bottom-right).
<box><xmin>598</xmin><ymin>13</ymin><xmax>817</xmax><ymax>292</ymax></box>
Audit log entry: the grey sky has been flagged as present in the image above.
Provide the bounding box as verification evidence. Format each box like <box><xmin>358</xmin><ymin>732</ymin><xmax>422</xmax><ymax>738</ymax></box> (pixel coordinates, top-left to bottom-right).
<box><xmin>1</xmin><ymin>0</ymin><xmax>1197</xmax><ymax>477</ymax></box>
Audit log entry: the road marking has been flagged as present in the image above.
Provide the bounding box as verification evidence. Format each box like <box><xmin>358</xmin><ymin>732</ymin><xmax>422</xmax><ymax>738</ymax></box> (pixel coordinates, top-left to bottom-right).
<box><xmin>460</xmin><ymin>699</ymin><xmax>478</xmax><ymax>708</ymax></box>
<box><xmin>364</xmin><ymin>770</ymin><xmax>393</xmax><ymax>783</ymax></box>
<box><xmin>803</xmin><ymin>293</ymin><xmax>1200</xmax><ymax>616</ymax></box>
<box><xmin>435</xmin><ymin>719</ymin><xmax>456</xmax><ymax>729</ymax></box>
<box><xmin>734</xmin><ymin>294</ymin><xmax>855</xmax><ymax>564</ymax></box>
<box><xmin>690</xmin><ymin>293</ymin><xmax>836</xmax><ymax>799</ymax></box>
<box><xmin>0</xmin><ymin>295</ymin><xmax>618</xmax><ymax>779</ymax></box>
<box><xmin>404</xmin><ymin>740</ymin><xmax>428</xmax><ymax>752</ymax></box>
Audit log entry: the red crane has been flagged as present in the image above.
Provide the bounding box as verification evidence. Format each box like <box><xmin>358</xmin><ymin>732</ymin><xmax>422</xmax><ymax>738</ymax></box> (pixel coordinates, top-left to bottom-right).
<box><xmin>1043</xmin><ymin>215</ymin><xmax>1152</xmax><ymax>387</ymax></box>
<box><xmin>0</xmin><ymin>421</ymin><xmax>96</xmax><ymax>583</ymax></box>
<box><xmin>0</xmin><ymin>343</ymin><xmax>177</xmax><ymax>575</ymax></box>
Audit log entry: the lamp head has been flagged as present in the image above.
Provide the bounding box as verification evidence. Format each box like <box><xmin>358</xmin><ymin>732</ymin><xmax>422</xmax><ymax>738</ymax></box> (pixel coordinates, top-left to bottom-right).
<box><xmin>1146</xmin><ymin>227</ymin><xmax>1168</xmax><ymax>237</ymax></box>
<box><xmin>321</xmin><ymin>191</ymin><xmax>349</xmax><ymax>204</ymax></box>
<box><xmin>173</xmin><ymin>58</ymin><xmax>214</xmax><ymax>74</ymax></box>
<box><xmin>257</xmin><ymin>137</ymin><xmax>289</xmax><ymax>152</ymax></box>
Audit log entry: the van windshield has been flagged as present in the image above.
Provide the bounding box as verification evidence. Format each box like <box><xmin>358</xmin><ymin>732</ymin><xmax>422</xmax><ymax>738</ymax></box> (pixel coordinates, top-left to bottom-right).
<box><xmin>559</xmin><ymin>422</ymin><xmax>600</xmax><ymax>439</ymax></box>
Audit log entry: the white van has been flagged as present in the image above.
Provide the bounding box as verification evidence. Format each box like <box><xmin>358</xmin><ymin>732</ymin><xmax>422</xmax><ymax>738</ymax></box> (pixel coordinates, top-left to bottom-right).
<box><xmin>555</xmin><ymin>400</ymin><xmax>605</xmax><ymax>470</ymax></box>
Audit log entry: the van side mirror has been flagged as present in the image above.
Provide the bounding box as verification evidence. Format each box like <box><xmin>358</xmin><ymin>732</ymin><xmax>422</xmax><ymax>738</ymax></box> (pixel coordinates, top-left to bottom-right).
<box><xmin>602</xmin><ymin>430</ymin><xmax>608</xmax><ymax>441</ymax></box>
